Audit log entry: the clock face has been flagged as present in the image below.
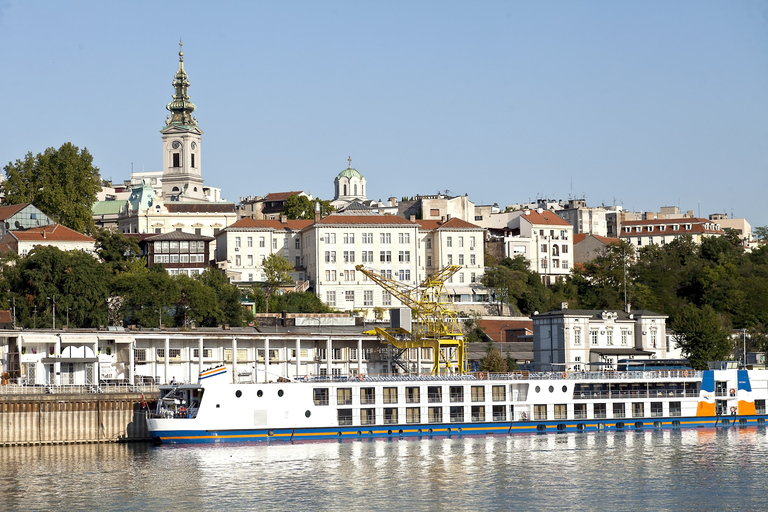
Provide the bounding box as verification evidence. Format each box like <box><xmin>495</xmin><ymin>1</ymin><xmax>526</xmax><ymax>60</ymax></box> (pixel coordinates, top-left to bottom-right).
<box><xmin>172</xmin><ymin>141</ymin><xmax>181</xmax><ymax>149</ymax></box>
<box><xmin>191</xmin><ymin>142</ymin><xmax>197</xmax><ymax>150</ymax></box>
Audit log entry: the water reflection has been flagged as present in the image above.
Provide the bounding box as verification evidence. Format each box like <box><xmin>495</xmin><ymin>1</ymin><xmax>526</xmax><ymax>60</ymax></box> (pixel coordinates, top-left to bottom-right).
<box><xmin>0</xmin><ymin>428</ymin><xmax>766</xmax><ymax>512</ymax></box>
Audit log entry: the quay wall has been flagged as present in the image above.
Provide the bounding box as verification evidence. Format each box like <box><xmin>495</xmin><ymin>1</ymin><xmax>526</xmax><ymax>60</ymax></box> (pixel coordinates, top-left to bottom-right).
<box><xmin>0</xmin><ymin>394</ymin><xmax>155</xmax><ymax>446</ymax></box>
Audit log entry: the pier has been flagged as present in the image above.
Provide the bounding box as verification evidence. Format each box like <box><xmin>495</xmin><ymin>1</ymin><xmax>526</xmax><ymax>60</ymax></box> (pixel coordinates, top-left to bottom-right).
<box><xmin>0</xmin><ymin>386</ymin><xmax>157</xmax><ymax>446</ymax></box>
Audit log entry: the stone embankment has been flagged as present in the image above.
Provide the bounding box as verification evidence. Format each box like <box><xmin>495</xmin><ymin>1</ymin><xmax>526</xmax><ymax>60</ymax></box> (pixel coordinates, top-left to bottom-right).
<box><xmin>0</xmin><ymin>387</ymin><xmax>157</xmax><ymax>446</ymax></box>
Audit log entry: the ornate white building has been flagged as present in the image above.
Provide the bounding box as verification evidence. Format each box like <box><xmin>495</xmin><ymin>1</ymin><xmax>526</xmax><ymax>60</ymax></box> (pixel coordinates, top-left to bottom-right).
<box><xmin>331</xmin><ymin>158</ymin><xmax>368</xmax><ymax>210</ymax></box>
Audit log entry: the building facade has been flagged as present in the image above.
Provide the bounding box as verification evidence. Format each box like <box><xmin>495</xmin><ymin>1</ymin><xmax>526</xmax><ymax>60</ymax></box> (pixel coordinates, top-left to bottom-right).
<box><xmin>618</xmin><ymin>217</ymin><xmax>725</xmax><ymax>249</ymax></box>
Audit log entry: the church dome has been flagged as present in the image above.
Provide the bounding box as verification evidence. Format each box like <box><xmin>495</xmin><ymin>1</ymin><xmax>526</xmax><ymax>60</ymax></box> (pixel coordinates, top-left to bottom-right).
<box><xmin>337</xmin><ymin>166</ymin><xmax>363</xmax><ymax>180</ymax></box>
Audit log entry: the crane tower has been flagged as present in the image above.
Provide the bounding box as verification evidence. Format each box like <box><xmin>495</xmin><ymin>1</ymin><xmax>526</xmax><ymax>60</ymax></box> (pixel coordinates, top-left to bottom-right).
<box><xmin>355</xmin><ymin>264</ymin><xmax>467</xmax><ymax>375</ymax></box>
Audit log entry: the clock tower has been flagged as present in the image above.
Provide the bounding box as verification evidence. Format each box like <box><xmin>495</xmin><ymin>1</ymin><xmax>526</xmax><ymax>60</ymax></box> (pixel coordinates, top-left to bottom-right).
<box><xmin>160</xmin><ymin>41</ymin><xmax>205</xmax><ymax>201</ymax></box>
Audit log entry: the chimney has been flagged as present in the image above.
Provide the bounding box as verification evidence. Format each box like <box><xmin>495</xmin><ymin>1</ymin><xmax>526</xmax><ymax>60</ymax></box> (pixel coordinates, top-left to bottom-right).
<box><xmin>409</xmin><ymin>215</ymin><xmax>416</xmax><ymax>222</ymax></box>
<box><xmin>314</xmin><ymin>201</ymin><xmax>321</xmax><ymax>222</ymax></box>
<box><xmin>560</xmin><ymin>302</ymin><xmax>568</xmax><ymax>310</ymax></box>
<box><xmin>624</xmin><ymin>302</ymin><xmax>632</xmax><ymax>314</ymax></box>
<box><xmin>280</xmin><ymin>214</ymin><xmax>287</xmax><ymax>224</ymax></box>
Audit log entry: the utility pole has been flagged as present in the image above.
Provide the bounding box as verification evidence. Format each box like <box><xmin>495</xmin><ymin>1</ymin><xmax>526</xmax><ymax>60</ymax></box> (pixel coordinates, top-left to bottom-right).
<box><xmin>47</xmin><ymin>295</ymin><xmax>56</xmax><ymax>330</ymax></box>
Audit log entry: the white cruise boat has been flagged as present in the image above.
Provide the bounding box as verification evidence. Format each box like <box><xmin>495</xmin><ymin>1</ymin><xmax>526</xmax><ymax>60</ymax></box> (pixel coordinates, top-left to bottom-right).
<box><xmin>146</xmin><ymin>361</ymin><xmax>768</xmax><ymax>443</ymax></box>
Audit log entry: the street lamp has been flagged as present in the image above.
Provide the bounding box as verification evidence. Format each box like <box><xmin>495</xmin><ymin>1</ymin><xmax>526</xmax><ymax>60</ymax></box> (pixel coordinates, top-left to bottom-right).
<box><xmin>47</xmin><ymin>295</ymin><xmax>56</xmax><ymax>330</ymax></box>
<box><xmin>66</xmin><ymin>307</ymin><xmax>70</xmax><ymax>329</ymax></box>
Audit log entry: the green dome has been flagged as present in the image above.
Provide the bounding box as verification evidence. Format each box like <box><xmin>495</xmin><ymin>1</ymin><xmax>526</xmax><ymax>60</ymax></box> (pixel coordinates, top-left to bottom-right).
<box><xmin>337</xmin><ymin>166</ymin><xmax>363</xmax><ymax>180</ymax></box>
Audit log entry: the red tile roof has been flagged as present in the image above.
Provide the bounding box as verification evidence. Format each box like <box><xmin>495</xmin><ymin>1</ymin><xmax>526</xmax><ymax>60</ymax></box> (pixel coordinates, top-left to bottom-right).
<box><xmin>519</xmin><ymin>210</ymin><xmax>571</xmax><ymax>227</ymax></box>
<box><xmin>619</xmin><ymin>217</ymin><xmax>724</xmax><ymax>237</ymax></box>
<box><xmin>226</xmin><ymin>218</ymin><xmax>314</xmax><ymax>231</ymax></box>
<box><xmin>574</xmin><ymin>233</ymin><xmax>616</xmax><ymax>245</ymax></box>
<box><xmin>165</xmin><ymin>203</ymin><xmax>236</xmax><ymax>213</ymax></box>
<box><xmin>316</xmin><ymin>214</ymin><xmax>417</xmax><ymax>226</ymax></box>
<box><xmin>0</xmin><ymin>203</ymin><xmax>31</xmax><ymax>221</ymax></box>
<box><xmin>477</xmin><ymin>319</ymin><xmax>533</xmax><ymax>342</ymax></box>
<box><xmin>416</xmin><ymin>218</ymin><xmax>482</xmax><ymax>230</ymax></box>
<box><xmin>12</xmin><ymin>224</ymin><xmax>94</xmax><ymax>242</ymax></box>
<box><xmin>263</xmin><ymin>191</ymin><xmax>303</xmax><ymax>201</ymax></box>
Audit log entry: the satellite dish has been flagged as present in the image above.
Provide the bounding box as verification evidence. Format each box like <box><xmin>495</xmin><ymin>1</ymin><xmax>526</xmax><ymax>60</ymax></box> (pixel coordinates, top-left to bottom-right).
<box><xmin>14</xmin><ymin>221</ymin><xmax>21</xmax><ymax>229</ymax></box>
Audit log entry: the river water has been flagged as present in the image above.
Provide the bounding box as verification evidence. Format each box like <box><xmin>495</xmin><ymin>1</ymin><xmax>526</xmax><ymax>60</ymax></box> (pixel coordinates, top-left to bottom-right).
<box><xmin>0</xmin><ymin>427</ymin><xmax>766</xmax><ymax>512</ymax></box>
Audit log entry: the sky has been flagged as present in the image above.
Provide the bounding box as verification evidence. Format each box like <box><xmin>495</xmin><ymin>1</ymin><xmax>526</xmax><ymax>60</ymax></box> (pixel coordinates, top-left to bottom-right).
<box><xmin>1</xmin><ymin>1</ymin><xmax>767</xmax><ymax>226</ymax></box>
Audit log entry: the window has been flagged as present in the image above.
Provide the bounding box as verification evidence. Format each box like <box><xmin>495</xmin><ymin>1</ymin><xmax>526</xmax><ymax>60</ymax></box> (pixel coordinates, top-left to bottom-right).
<box><xmin>428</xmin><ymin>407</ymin><xmax>442</xmax><ymax>423</ymax></box>
<box><xmin>607</xmin><ymin>330</ymin><xmax>613</xmax><ymax>345</ymax></box>
<box><xmin>324</xmin><ymin>251</ymin><xmax>336</xmax><ymax>263</ymax></box>
<box><xmin>337</xmin><ymin>409</ymin><xmax>353</xmax><ymax>425</ymax></box>
<box><xmin>471</xmin><ymin>406</ymin><xmax>484</xmax><ymax>422</ymax></box>
<box><xmin>450</xmin><ymin>406</ymin><xmax>464</xmax><ymax>423</ymax></box>
<box><xmin>361</xmin><ymin>387</ymin><xmax>375</xmax><ymax>404</ymax></box>
<box><xmin>325</xmin><ymin>270</ymin><xmax>337</xmax><ymax>281</ymax></box>
<box><xmin>621</xmin><ymin>330</ymin><xmax>628</xmax><ymax>346</ymax></box>
<box><xmin>247</xmin><ymin>255</ymin><xmax>253</xmax><ymax>266</ymax></box>
<box><xmin>492</xmin><ymin>385</ymin><xmax>505</xmax><ymax>401</ymax></box>
<box><xmin>471</xmin><ymin>386</ymin><xmax>485</xmax><ymax>402</ymax></box>
<box><xmin>345</xmin><ymin>290</ymin><xmax>354</xmax><ymax>303</ymax></box>
<box><xmin>380</xmin><ymin>251</ymin><xmax>391</xmax><ymax>262</ymax></box>
<box><xmin>428</xmin><ymin>386</ymin><xmax>442</xmax><ymax>403</ymax></box>
<box><xmin>449</xmin><ymin>386</ymin><xmax>463</xmax><ymax>403</ymax></box>
<box><xmin>554</xmin><ymin>404</ymin><xmax>567</xmax><ymax>420</ymax></box>
<box><xmin>326</xmin><ymin>291</ymin><xmax>336</xmax><ymax>307</ymax></box>
<box><xmin>669</xmin><ymin>402</ymin><xmax>682</xmax><ymax>416</ymax></box>
<box><xmin>172</xmin><ymin>153</ymin><xmax>180</xmax><ymax>167</ymax></box>
<box><xmin>382</xmin><ymin>291</ymin><xmax>392</xmax><ymax>306</ymax></box>
<box><xmin>362</xmin><ymin>232</ymin><xmax>373</xmax><ymax>244</ymax></box>
<box><xmin>399</xmin><ymin>233</ymin><xmax>410</xmax><ymax>244</ymax></box>
<box><xmin>134</xmin><ymin>349</ymin><xmax>146</xmax><ymax>362</ymax></box>
<box><xmin>246</xmin><ymin>237</ymin><xmax>252</xmax><ymax>248</ymax></box>
<box><xmin>613</xmin><ymin>403</ymin><xmax>625</xmax><ymax>418</ymax></box>
<box><xmin>398</xmin><ymin>269</ymin><xmax>411</xmax><ymax>281</ymax></box>
<box><xmin>590</xmin><ymin>331</ymin><xmax>598</xmax><ymax>346</ymax></box>
<box><xmin>313</xmin><ymin>388</ymin><xmax>329</xmax><ymax>406</ymax></box>
<box><xmin>295</xmin><ymin>238</ymin><xmax>301</xmax><ymax>249</ymax></box>
<box><xmin>632</xmin><ymin>402</ymin><xmax>644</xmax><ymax>418</ymax></box>
<box><xmin>574</xmin><ymin>329</ymin><xmax>581</xmax><ymax>346</ymax></box>
<box><xmin>384</xmin><ymin>408</ymin><xmax>398</xmax><ymax>425</ymax></box>
<box><xmin>398</xmin><ymin>251</ymin><xmax>410</xmax><ymax>263</ymax></box>
<box><xmin>534</xmin><ymin>404</ymin><xmax>547</xmax><ymax>420</ymax></box>
<box><xmin>651</xmin><ymin>402</ymin><xmax>663</xmax><ymax>417</ymax></box>
<box><xmin>343</xmin><ymin>251</ymin><xmax>355</xmax><ymax>263</ymax></box>
<box><xmin>426</xmin><ymin>239</ymin><xmax>432</xmax><ymax>249</ymax></box>
<box><xmin>426</xmin><ymin>255</ymin><xmax>432</xmax><ymax>267</ymax></box>
<box><xmin>594</xmin><ymin>403</ymin><xmax>607</xmax><ymax>418</ymax></box>
<box><xmin>337</xmin><ymin>388</ymin><xmax>352</xmax><ymax>405</ymax></box>
<box><xmin>272</xmin><ymin>239</ymin><xmax>277</xmax><ymax>249</ymax></box>
<box><xmin>362</xmin><ymin>250</ymin><xmax>373</xmax><ymax>262</ymax></box>
<box><xmin>235</xmin><ymin>237</ymin><xmax>241</xmax><ymax>248</ymax></box>
<box><xmin>447</xmin><ymin>236</ymin><xmax>452</xmax><ymax>247</ymax></box>
<box><xmin>574</xmin><ymin>403</ymin><xmax>587</xmax><ymax>419</ymax></box>
<box><xmin>383</xmin><ymin>387</ymin><xmax>398</xmax><ymax>404</ymax></box>
<box><xmin>470</xmin><ymin>236</ymin><xmax>476</xmax><ymax>249</ymax></box>
<box><xmin>458</xmin><ymin>254</ymin><xmax>464</xmax><ymax>265</ymax></box>
<box><xmin>343</xmin><ymin>233</ymin><xmax>354</xmax><ymax>244</ymax></box>
<box><xmin>406</xmin><ymin>387</ymin><xmax>420</xmax><ymax>403</ymax></box>
<box><xmin>364</xmin><ymin>290</ymin><xmax>373</xmax><ymax>306</ymax></box>
<box><xmin>361</xmin><ymin>408</ymin><xmax>376</xmax><ymax>425</ymax></box>
<box><xmin>406</xmin><ymin>407</ymin><xmax>421</xmax><ymax>424</ymax></box>
<box><xmin>380</xmin><ymin>233</ymin><xmax>391</xmax><ymax>244</ymax></box>
<box><xmin>235</xmin><ymin>255</ymin><xmax>241</xmax><ymax>266</ymax></box>
<box><xmin>447</xmin><ymin>254</ymin><xmax>453</xmax><ymax>265</ymax></box>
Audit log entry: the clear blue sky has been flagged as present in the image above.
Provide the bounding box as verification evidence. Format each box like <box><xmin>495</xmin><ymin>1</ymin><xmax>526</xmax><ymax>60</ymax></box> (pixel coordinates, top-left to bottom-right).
<box><xmin>1</xmin><ymin>1</ymin><xmax>766</xmax><ymax>226</ymax></box>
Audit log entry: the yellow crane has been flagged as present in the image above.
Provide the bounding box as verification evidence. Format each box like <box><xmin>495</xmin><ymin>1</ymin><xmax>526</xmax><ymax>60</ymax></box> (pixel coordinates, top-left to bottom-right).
<box><xmin>355</xmin><ymin>264</ymin><xmax>467</xmax><ymax>375</ymax></box>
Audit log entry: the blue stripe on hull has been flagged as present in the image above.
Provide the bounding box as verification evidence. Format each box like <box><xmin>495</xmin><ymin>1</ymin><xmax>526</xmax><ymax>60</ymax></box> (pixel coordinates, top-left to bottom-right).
<box><xmin>152</xmin><ymin>415</ymin><xmax>768</xmax><ymax>444</ymax></box>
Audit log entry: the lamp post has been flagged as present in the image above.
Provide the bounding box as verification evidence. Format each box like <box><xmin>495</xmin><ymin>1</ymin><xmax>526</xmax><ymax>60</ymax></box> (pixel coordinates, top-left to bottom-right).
<box><xmin>47</xmin><ymin>295</ymin><xmax>56</xmax><ymax>330</ymax></box>
<box><xmin>66</xmin><ymin>307</ymin><xmax>70</xmax><ymax>329</ymax></box>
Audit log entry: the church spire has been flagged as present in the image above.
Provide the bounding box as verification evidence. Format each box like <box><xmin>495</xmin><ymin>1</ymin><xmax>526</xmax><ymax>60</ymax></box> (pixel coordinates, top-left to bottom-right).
<box><xmin>165</xmin><ymin>40</ymin><xmax>197</xmax><ymax>128</ymax></box>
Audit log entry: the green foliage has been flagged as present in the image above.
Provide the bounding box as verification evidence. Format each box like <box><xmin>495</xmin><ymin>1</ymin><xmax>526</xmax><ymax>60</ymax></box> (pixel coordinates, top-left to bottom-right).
<box><xmin>94</xmin><ymin>228</ymin><xmax>141</xmax><ymax>274</ymax></box>
<box><xmin>261</xmin><ymin>253</ymin><xmax>295</xmax><ymax>313</ymax></box>
<box><xmin>3</xmin><ymin>143</ymin><xmax>102</xmax><ymax>233</ymax></box>
<box><xmin>111</xmin><ymin>265</ymin><xmax>180</xmax><ymax>327</ymax></box>
<box><xmin>268</xmin><ymin>291</ymin><xmax>334</xmax><ymax>313</ymax></box>
<box><xmin>505</xmin><ymin>350</ymin><xmax>518</xmax><ymax>371</ymax></box>
<box><xmin>479</xmin><ymin>346</ymin><xmax>507</xmax><ymax>373</ymax></box>
<box><xmin>4</xmin><ymin>246</ymin><xmax>110</xmax><ymax>328</ymax></box>
<box><xmin>671</xmin><ymin>304</ymin><xmax>732</xmax><ymax>369</ymax></box>
<box><xmin>282</xmin><ymin>194</ymin><xmax>334</xmax><ymax>220</ymax></box>
<box><xmin>463</xmin><ymin>315</ymin><xmax>488</xmax><ymax>342</ymax></box>
<box><xmin>753</xmin><ymin>226</ymin><xmax>768</xmax><ymax>242</ymax></box>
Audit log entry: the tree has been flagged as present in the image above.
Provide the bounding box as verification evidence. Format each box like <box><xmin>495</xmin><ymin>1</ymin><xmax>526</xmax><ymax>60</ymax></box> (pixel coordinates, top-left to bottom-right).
<box><xmin>3</xmin><ymin>143</ymin><xmax>102</xmax><ymax>233</ymax></box>
<box><xmin>94</xmin><ymin>228</ymin><xmax>141</xmax><ymax>274</ymax></box>
<box><xmin>269</xmin><ymin>291</ymin><xmax>334</xmax><ymax>313</ymax></box>
<box><xmin>283</xmin><ymin>194</ymin><xmax>334</xmax><ymax>220</ymax></box>
<box><xmin>111</xmin><ymin>265</ymin><xmax>180</xmax><ymax>327</ymax></box>
<box><xmin>479</xmin><ymin>346</ymin><xmax>507</xmax><ymax>373</ymax></box>
<box><xmin>261</xmin><ymin>253</ymin><xmax>294</xmax><ymax>313</ymax></box>
<box><xmin>505</xmin><ymin>350</ymin><xmax>518</xmax><ymax>371</ymax></box>
<box><xmin>753</xmin><ymin>226</ymin><xmax>768</xmax><ymax>242</ymax></box>
<box><xmin>671</xmin><ymin>304</ymin><xmax>732</xmax><ymax>369</ymax></box>
<box><xmin>481</xmin><ymin>265</ymin><xmax>526</xmax><ymax>315</ymax></box>
<box><xmin>463</xmin><ymin>314</ymin><xmax>488</xmax><ymax>342</ymax></box>
<box><xmin>4</xmin><ymin>246</ymin><xmax>110</xmax><ymax>328</ymax></box>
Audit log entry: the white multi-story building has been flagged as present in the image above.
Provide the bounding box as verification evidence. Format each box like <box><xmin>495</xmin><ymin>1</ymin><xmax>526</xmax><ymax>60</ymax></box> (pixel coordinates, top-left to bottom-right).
<box><xmin>416</xmin><ymin>218</ymin><xmax>487</xmax><ymax>303</ymax></box>
<box><xmin>216</xmin><ymin>217</ymin><xmax>312</xmax><ymax>284</ymax></box>
<box><xmin>532</xmin><ymin>305</ymin><xmax>671</xmax><ymax>372</ymax></box>
<box><xmin>495</xmin><ymin>209</ymin><xmax>574</xmax><ymax>284</ymax></box>
<box><xmin>618</xmin><ymin>218</ymin><xmax>725</xmax><ymax>249</ymax></box>
<box><xmin>304</xmin><ymin>213</ymin><xmax>421</xmax><ymax>314</ymax></box>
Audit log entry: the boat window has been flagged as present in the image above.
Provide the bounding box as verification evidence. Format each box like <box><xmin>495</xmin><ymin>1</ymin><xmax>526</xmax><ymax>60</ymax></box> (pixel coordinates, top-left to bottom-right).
<box><xmin>406</xmin><ymin>407</ymin><xmax>420</xmax><ymax>424</ymax></box>
<box><xmin>493</xmin><ymin>405</ymin><xmax>506</xmax><ymax>421</ymax></box>
<box><xmin>384</xmin><ymin>408</ymin><xmax>398</xmax><ymax>424</ymax></box>
<box><xmin>383</xmin><ymin>387</ymin><xmax>398</xmax><ymax>404</ymax></box>
<box><xmin>650</xmin><ymin>402</ymin><xmax>663</xmax><ymax>417</ymax></box>
<box><xmin>574</xmin><ymin>403</ymin><xmax>587</xmax><ymax>419</ymax></box>
<box><xmin>632</xmin><ymin>402</ymin><xmax>644</xmax><ymax>418</ymax></box>
<box><xmin>534</xmin><ymin>404</ymin><xmax>547</xmax><ymax>421</ymax></box>
<box><xmin>613</xmin><ymin>403</ymin><xmax>625</xmax><ymax>418</ymax></box>
<box><xmin>406</xmin><ymin>387</ymin><xmax>420</xmax><ymax>403</ymax></box>
<box><xmin>756</xmin><ymin>400</ymin><xmax>766</xmax><ymax>415</ymax></box>
<box><xmin>338</xmin><ymin>409</ymin><xmax>353</xmax><ymax>426</ymax></box>
<box><xmin>449</xmin><ymin>386</ymin><xmax>464</xmax><ymax>403</ymax></box>
<box><xmin>471</xmin><ymin>406</ymin><xmax>484</xmax><ymax>422</ymax></box>
<box><xmin>594</xmin><ymin>403</ymin><xmax>607</xmax><ymax>419</ymax></box>
<box><xmin>313</xmin><ymin>388</ymin><xmax>329</xmax><ymax>406</ymax></box>
<box><xmin>492</xmin><ymin>385</ymin><xmax>505</xmax><ymax>401</ymax></box>
<box><xmin>361</xmin><ymin>408</ymin><xmax>376</xmax><ymax>425</ymax></box>
<box><xmin>257</xmin><ymin>390</ymin><xmax>263</xmax><ymax>397</ymax></box>
<box><xmin>428</xmin><ymin>386</ymin><xmax>442</xmax><ymax>403</ymax></box>
<box><xmin>554</xmin><ymin>404</ymin><xmax>567</xmax><ymax>420</ymax></box>
<box><xmin>449</xmin><ymin>406</ymin><xmax>464</xmax><ymax>423</ymax></box>
<box><xmin>235</xmin><ymin>390</ymin><xmax>242</xmax><ymax>398</ymax></box>
<box><xmin>361</xmin><ymin>387</ymin><xmax>375</xmax><ymax>404</ymax></box>
<box><xmin>337</xmin><ymin>388</ymin><xmax>352</xmax><ymax>405</ymax></box>
<box><xmin>428</xmin><ymin>407</ymin><xmax>442</xmax><ymax>423</ymax></box>
<box><xmin>471</xmin><ymin>386</ymin><xmax>485</xmax><ymax>402</ymax></box>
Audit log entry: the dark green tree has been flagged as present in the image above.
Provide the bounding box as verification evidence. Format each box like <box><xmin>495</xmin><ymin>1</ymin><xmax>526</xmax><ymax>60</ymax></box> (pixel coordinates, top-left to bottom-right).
<box><xmin>94</xmin><ymin>228</ymin><xmax>141</xmax><ymax>274</ymax></box>
<box><xmin>268</xmin><ymin>291</ymin><xmax>335</xmax><ymax>313</ymax></box>
<box><xmin>4</xmin><ymin>246</ymin><xmax>110</xmax><ymax>328</ymax></box>
<box><xmin>3</xmin><ymin>143</ymin><xmax>102</xmax><ymax>233</ymax></box>
<box><xmin>261</xmin><ymin>253</ymin><xmax>294</xmax><ymax>313</ymax></box>
<box><xmin>671</xmin><ymin>304</ymin><xmax>732</xmax><ymax>369</ymax></box>
<box><xmin>111</xmin><ymin>265</ymin><xmax>180</xmax><ymax>327</ymax></box>
<box><xmin>282</xmin><ymin>194</ymin><xmax>334</xmax><ymax>220</ymax></box>
<box><xmin>479</xmin><ymin>346</ymin><xmax>507</xmax><ymax>373</ymax></box>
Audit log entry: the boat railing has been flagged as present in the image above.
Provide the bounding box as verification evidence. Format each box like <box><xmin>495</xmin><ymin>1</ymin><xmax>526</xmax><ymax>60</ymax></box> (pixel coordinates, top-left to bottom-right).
<box><xmin>574</xmin><ymin>389</ymin><xmax>699</xmax><ymax>400</ymax></box>
<box><xmin>0</xmin><ymin>382</ymin><xmax>158</xmax><ymax>396</ymax></box>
